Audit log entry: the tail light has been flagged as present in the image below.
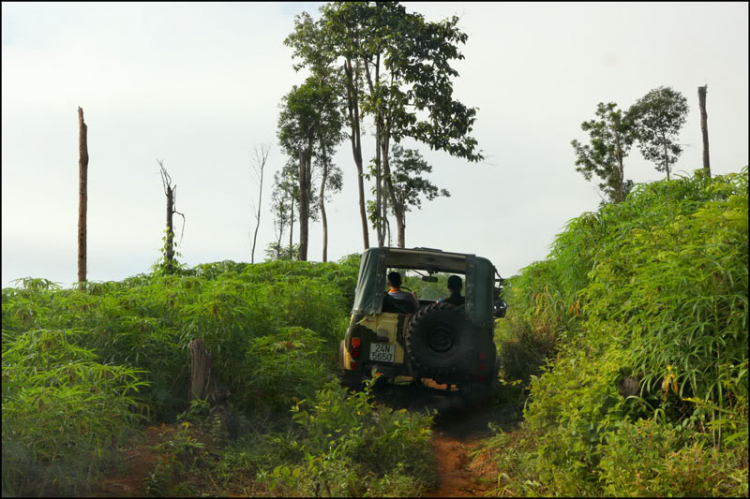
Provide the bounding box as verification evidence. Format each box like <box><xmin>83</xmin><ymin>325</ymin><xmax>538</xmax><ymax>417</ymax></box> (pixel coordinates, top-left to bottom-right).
<box><xmin>351</xmin><ymin>337</ymin><xmax>361</xmax><ymax>359</ymax></box>
<box><xmin>479</xmin><ymin>351</ymin><xmax>488</xmax><ymax>373</ymax></box>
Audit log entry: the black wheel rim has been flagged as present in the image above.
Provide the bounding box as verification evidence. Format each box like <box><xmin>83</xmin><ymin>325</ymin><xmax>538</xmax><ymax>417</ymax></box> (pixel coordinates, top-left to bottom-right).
<box><xmin>428</xmin><ymin>325</ymin><xmax>454</xmax><ymax>353</ymax></box>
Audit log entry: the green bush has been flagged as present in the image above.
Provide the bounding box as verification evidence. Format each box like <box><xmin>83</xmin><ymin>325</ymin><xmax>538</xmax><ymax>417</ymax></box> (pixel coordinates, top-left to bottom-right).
<box><xmin>481</xmin><ymin>168</ymin><xmax>749</xmax><ymax>496</ymax></box>
<box><xmin>2</xmin><ymin>257</ymin><xmax>361</xmax><ymax>495</ymax></box>
<box><xmin>263</xmin><ymin>379</ymin><xmax>437</xmax><ymax>497</ymax></box>
<box><xmin>2</xmin><ymin>328</ymin><xmax>148</xmax><ymax>496</ymax></box>
<box><xmin>494</xmin><ymin>263</ymin><xmax>564</xmax><ymax>383</ymax></box>
<box><xmin>239</xmin><ymin>326</ymin><xmax>334</xmax><ymax>414</ymax></box>
<box><xmin>2</xmin><ymin>258</ymin><xmax>359</xmax><ymax>422</ymax></box>
<box><xmin>600</xmin><ymin>418</ymin><xmax>747</xmax><ymax>497</ymax></box>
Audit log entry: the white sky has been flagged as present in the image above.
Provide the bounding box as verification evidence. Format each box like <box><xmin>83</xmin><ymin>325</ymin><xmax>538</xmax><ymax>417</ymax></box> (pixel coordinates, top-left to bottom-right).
<box><xmin>2</xmin><ymin>2</ymin><xmax>748</xmax><ymax>288</ymax></box>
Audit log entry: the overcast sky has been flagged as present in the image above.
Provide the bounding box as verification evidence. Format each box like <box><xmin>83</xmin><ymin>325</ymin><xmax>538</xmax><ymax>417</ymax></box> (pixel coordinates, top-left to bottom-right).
<box><xmin>2</xmin><ymin>2</ymin><xmax>748</xmax><ymax>288</ymax></box>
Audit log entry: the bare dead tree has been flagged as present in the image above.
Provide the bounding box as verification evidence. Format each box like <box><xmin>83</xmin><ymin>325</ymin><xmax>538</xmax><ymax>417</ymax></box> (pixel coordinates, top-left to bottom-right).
<box><xmin>77</xmin><ymin>107</ymin><xmax>89</xmax><ymax>284</ymax></box>
<box><xmin>249</xmin><ymin>144</ymin><xmax>271</xmax><ymax>264</ymax></box>
<box><xmin>698</xmin><ymin>85</ymin><xmax>711</xmax><ymax>176</ymax></box>
<box><xmin>156</xmin><ymin>159</ymin><xmax>185</xmax><ymax>274</ymax></box>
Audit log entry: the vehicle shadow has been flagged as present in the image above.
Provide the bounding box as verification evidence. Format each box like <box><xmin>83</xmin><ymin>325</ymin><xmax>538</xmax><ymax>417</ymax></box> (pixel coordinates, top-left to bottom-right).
<box><xmin>371</xmin><ymin>376</ymin><xmax>524</xmax><ymax>441</ymax></box>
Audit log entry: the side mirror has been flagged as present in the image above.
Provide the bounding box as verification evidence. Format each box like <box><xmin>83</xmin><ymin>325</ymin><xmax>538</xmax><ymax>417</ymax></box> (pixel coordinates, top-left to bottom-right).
<box><xmin>493</xmin><ymin>300</ymin><xmax>507</xmax><ymax>318</ymax></box>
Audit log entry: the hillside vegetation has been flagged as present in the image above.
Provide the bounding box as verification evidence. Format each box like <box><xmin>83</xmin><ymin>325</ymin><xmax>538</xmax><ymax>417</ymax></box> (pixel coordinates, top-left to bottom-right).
<box><xmin>3</xmin><ymin>168</ymin><xmax>747</xmax><ymax>497</ymax></box>
<box><xmin>488</xmin><ymin>168</ymin><xmax>748</xmax><ymax>496</ymax></box>
<box><xmin>2</xmin><ymin>256</ymin><xmax>436</xmax><ymax>496</ymax></box>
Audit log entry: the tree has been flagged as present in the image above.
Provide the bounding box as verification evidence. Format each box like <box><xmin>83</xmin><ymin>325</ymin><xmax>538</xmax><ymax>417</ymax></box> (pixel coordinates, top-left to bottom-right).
<box><xmin>285</xmin><ymin>9</ymin><xmax>371</xmax><ymax>251</ymax></box>
<box><xmin>249</xmin><ymin>143</ymin><xmax>271</xmax><ymax>264</ymax></box>
<box><xmin>315</xmin><ymin>138</ymin><xmax>344</xmax><ymax>262</ymax></box>
<box><xmin>628</xmin><ymin>86</ymin><xmax>689</xmax><ymax>180</ymax></box>
<box><xmin>367</xmin><ymin>145</ymin><xmax>449</xmax><ymax>247</ymax></box>
<box><xmin>156</xmin><ymin>159</ymin><xmax>185</xmax><ymax>274</ymax></box>
<box><xmin>354</xmin><ymin>2</ymin><xmax>482</xmax><ymax>247</ymax></box>
<box><xmin>288</xmin><ymin>2</ymin><xmax>483</xmax><ymax>249</ymax></box>
<box><xmin>698</xmin><ymin>85</ymin><xmax>711</xmax><ymax>175</ymax></box>
<box><xmin>77</xmin><ymin>107</ymin><xmax>89</xmax><ymax>285</ymax></box>
<box><xmin>571</xmin><ymin>102</ymin><xmax>635</xmax><ymax>204</ymax></box>
<box><xmin>277</xmin><ymin>76</ymin><xmax>343</xmax><ymax>261</ymax></box>
<box><xmin>267</xmin><ymin>161</ymin><xmax>299</xmax><ymax>260</ymax></box>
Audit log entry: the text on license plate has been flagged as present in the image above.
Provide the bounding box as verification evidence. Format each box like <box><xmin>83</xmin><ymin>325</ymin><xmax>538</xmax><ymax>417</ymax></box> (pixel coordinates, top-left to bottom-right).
<box><xmin>370</xmin><ymin>343</ymin><xmax>396</xmax><ymax>362</ymax></box>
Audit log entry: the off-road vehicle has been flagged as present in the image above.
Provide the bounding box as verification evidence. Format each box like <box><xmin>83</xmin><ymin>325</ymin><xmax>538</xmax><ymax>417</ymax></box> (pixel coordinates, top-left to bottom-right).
<box><xmin>339</xmin><ymin>247</ymin><xmax>506</xmax><ymax>401</ymax></box>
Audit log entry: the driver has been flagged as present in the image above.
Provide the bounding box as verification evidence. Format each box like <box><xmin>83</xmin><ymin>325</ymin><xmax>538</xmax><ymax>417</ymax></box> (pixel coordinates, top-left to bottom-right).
<box><xmin>387</xmin><ymin>271</ymin><xmax>420</xmax><ymax>312</ymax></box>
<box><xmin>443</xmin><ymin>275</ymin><xmax>465</xmax><ymax>306</ymax></box>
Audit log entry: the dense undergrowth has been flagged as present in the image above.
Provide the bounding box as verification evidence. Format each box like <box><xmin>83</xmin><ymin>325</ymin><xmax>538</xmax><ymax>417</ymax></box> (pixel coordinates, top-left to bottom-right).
<box><xmin>488</xmin><ymin>168</ymin><xmax>749</xmax><ymax>496</ymax></box>
<box><xmin>2</xmin><ymin>255</ymin><xmax>435</xmax><ymax>496</ymax></box>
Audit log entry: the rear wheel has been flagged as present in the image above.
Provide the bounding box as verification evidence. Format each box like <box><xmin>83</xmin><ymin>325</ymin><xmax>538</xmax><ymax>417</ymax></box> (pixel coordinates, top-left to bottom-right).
<box><xmin>405</xmin><ymin>302</ymin><xmax>475</xmax><ymax>376</ymax></box>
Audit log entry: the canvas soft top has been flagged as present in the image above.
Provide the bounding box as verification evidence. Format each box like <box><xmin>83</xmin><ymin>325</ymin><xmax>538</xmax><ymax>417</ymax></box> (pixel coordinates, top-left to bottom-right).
<box><xmin>351</xmin><ymin>247</ymin><xmax>496</xmax><ymax>328</ymax></box>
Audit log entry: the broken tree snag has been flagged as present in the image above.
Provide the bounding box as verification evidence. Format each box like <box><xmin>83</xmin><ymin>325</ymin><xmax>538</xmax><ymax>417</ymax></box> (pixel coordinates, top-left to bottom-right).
<box><xmin>78</xmin><ymin>107</ymin><xmax>89</xmax><ymax>284</ymax></box>
<box><xmin>698</xmin><ymin>85</ymin><xmax>711</xmax><ymax>176</ymax></box>
<box><xmin>157</xmin><ymin>159</ymin><xmax>185</xmax><ymax>274</ymax></box>
<box><xmin>189</xmin><ymin>338</ymin><xmax>216</xmax><ymax>401</ymax></box>
<box><xmin>189</xmin><ymin>339</ymin><xmax>232</xmax><ymax>430</ymax></box>
<box><xmin>166</xmin><ymin>183</ymin><xmax>174</xmax><ymax>271</ymax></box>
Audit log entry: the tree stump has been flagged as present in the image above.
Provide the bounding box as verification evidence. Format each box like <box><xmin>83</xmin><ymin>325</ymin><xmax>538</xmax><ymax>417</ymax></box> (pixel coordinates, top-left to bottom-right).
<box><xmin>189</xmin><ymin>339</ymin><xmax>232</xmax><ymax>431</ymax></box>
<box><xmin>617</xmin><ymin>375</ymin><xmax>641</xmax><ymax>398</ymax></box>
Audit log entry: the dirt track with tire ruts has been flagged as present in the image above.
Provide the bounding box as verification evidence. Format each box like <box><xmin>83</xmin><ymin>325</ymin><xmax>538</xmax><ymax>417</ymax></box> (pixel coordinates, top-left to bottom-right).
<box><xmin>372</xmin><ymin>377</ymin><xmax>523</xmax><ymax>497</ymax></box>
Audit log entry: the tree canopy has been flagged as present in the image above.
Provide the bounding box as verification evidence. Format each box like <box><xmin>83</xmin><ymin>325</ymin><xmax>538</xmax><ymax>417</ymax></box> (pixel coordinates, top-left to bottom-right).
<box><xmin>571</xmin><ymin>102</ymin><xmax>635</xmax><ymax>204</ymax></box>
<box><xmin>286</xmin><ymin>1</ymin><xmax>482</xmax><ymax>248</ymax></box>
<box><xmin>628</xmin><ymin>86</ymin><xmax>689</xmax><ymax>180</ymax></box>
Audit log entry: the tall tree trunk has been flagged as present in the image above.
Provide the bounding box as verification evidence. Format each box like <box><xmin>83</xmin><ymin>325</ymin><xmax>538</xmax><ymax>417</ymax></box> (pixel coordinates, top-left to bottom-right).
<box><xmin>298</xmin><ymin>143</ymin><xmax>312</xmax><ymax>262</ymax></box>
<box><xmin>320</xmin><ymin>142</ymin><xmax>329</xmax><ymax>263</ymax></box>
<box><xmin>344</xmin><ymin>59</ymin><xmax>369</xmax><ymax>250</ymax></box>
<box><xmin>289</xmin><ymin>194</ymin><xmax>295</xmax><ymax>257</ymax></box>
<box><xmin>376</xmin><ymin>119</ymin><xmax>384</xmax><ymax>246</ymax></box>
<box><xmin>166</xmin><ymin>184</ymin><xmax>174</xmax><ymax>273</ymax></box>
<box><xmin>77</xmin><ymin>107</ymin><xmax>88</xmax><ymax>284</ymax></box>
<box><xmin>662</xmin><ymin>134</ymin><xmax>670</xmax><ymax>181</ymax></box>
<box><xmin>698</xmin><ymin>85</ymin><xmax>711</xmax><ymax>176</ymax></box>
<box><xmin>383</xmin><ymin>180</ymin><xmax>389</xmax><ymax>247</ymax></box>
<box><xmin>372</xmin><ymin>55</ymin><xmax>385</xmax><ymax>247</ymax></box>
<box><xmin>379</xmin><ymin>127</ymin><xmax>406</xmax><ymax>248</ymax></box>
<box><xmin>276</xmin><ymin>200</ymin><xmax>284</xmax><ymax>260</ymax></box>
<box><xmin>613</xmin><ymin>129</ymin><xmax>625</xmax><ymax>203</ymax></box>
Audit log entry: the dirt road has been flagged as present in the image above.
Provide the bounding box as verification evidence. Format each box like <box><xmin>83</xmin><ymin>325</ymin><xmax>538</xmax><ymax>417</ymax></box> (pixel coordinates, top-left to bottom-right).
<box><xmin>373</xmin><ymin>378</ymin><xmax>523</xmax><ymax>497</ymax></box>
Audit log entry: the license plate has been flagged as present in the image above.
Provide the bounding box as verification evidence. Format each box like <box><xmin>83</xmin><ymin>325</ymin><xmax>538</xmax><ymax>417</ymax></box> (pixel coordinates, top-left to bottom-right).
<box><xmin>370</xmin><ymin>343</ymin><xmax>396</xmax><ymax>363</ymax></box>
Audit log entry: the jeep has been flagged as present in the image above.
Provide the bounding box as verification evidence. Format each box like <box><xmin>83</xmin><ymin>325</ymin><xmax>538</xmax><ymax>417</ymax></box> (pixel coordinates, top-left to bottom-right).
<box><xmin>339</xmin><ymin>247</ymin><xmax>506</xmax><ymax>401</ymax></box>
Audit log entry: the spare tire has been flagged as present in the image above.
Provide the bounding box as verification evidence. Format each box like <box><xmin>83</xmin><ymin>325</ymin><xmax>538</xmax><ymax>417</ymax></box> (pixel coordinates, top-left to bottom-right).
<box><xmin>405</xmin><ymin>302</ymin><xmax>475</xmax><ymax>375</ymax></box>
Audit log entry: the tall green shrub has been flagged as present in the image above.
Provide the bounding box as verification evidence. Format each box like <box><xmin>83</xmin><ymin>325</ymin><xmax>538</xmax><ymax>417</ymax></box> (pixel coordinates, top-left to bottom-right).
<box><xmin>484</xmin><ymin>168</ymin><xmax>748</xmax><ymax>496</ymax></box>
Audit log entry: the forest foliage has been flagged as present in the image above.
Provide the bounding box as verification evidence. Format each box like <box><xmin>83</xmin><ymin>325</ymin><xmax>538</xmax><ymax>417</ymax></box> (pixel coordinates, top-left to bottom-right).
<box><xmin>489</xmin><ymin>167</ymin><xmax>748</xmax><ymax>496</ymax></box>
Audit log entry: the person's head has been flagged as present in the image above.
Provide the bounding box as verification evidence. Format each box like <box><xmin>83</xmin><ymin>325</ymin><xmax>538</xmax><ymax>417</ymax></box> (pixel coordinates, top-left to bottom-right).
<box><xmin>447</xmin><ymin>275</ymin><xmax>463</xmax><ymax>293</ymax></box>
<box><xmin>387</xmin><ymin>271</ymin><xmax>402</xmax><ymax>289</ymax></box>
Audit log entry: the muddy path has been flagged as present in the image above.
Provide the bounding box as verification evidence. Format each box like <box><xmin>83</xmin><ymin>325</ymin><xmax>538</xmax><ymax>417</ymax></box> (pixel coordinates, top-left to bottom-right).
<box><xmin>372</xmin><ymin>378</ymin><xmax>524</xmax><ymax>497</ymax></box>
